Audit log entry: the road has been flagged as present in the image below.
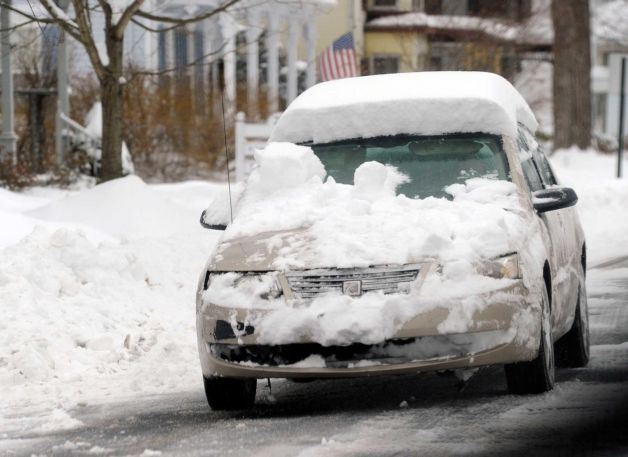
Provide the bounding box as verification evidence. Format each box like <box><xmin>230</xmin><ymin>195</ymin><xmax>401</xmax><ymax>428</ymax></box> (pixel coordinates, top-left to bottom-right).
<box><xmin>4</xmin><ymin>262</ymin><xmax>628</xmax><ymax>457</ymax></box>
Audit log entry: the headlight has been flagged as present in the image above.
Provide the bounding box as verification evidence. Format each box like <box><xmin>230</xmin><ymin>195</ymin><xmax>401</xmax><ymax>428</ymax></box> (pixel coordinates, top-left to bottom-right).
<box><xmin>208</xmin><ymin>272</ymin><xmax>283</xmax><ymax>300</ymax></box>
<box><xmin>481</xmin><ymin>253</ymin><xmax>520</xmax><ymax>279</ymax></box>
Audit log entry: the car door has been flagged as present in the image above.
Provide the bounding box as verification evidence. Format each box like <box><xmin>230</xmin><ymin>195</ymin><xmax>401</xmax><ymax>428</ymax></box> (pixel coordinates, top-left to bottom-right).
<box><xmin>517</xmin><ymin>128</ymin><xmax>569</xmax><ymax>332</ymax></box>
<box><xmin>531</xmin><ymin>144</ymin><xmax>581</xmax><ymax>334</ymax></box>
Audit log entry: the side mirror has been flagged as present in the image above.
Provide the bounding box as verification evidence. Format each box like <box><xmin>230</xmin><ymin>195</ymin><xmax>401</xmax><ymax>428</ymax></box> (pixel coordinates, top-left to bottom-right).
<box><xmin>533</xmin><ymin>187</ymin><xmax>578</xmax><ymax>214</ymax></box>
<box><xmin>200</xmin><ymin>209</ymin><xmax>227</xmax><ymax>230</ymax></box>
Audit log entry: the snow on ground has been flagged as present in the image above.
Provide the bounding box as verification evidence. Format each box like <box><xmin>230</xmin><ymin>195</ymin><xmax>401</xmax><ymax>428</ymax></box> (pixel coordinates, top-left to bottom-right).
<box><xmin>550</xmin><ymin>148</ymin><xmax>628</xmax><ymax>266</ymax></box>
<box><xmin>0</xmin><ymin>177</ymin><xmax>223</xmax><ymax>432</ymax></box>
<box><xmin>0</xmin><ymin>148</ymin><xmax>626</xmax><ymax>435</ymax></box>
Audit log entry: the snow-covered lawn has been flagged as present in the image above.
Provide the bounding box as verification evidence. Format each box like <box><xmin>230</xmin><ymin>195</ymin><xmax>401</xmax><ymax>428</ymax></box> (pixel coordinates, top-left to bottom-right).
<box><xmin>0</xmin><ymin>150</ymin><xmax>627</xmax><ymax>433</ymax></box>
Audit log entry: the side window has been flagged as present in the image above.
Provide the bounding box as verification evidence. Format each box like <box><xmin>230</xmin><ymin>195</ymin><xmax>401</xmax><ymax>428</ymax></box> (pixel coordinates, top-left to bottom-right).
<box><xmin>517</xmin><ymin>127</ymin><xmax>544</xmax><ymax>192</ymax></box>
<box><xmin>521</xmin><ymin>158</ymin><xmax>544</xmax><ymax>192</ymax></box>
<box><xmin>533</xmin><ymin>150</ymin><xmax>558</xmax><ymax>187</ymax></box>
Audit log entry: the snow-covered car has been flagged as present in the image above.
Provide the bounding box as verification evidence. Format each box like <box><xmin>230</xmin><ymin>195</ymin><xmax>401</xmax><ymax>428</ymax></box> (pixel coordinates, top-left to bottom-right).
<box><xmin>197</xmin><ymin>72</ymin><xmax>589</xmax><ymax>410</ymax></box>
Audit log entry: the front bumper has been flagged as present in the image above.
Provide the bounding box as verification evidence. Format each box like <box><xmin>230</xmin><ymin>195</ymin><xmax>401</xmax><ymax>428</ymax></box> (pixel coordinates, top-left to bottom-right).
<box><xmin>196</xmin><ymin>281</ymin><xmax>541</xmax><ymax>379</ymax></box>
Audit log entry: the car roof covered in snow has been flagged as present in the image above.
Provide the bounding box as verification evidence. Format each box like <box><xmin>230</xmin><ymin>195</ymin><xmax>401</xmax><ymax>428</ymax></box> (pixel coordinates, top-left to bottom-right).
<box><xmin>270</xmin><ymin>71</ymin><xmax>537</xmax><ymax>144</ymax></box>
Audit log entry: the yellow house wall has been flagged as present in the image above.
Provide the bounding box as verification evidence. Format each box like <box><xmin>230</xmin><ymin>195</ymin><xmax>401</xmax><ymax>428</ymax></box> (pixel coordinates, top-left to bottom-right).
<box><xmin>364</xmin><ymin>31</ymin><xmax>428</xmax><ymax>72</ymax></box>
<box><xmin>297</xmin><ymin>0</ymin><xmax>366</xmax><ymax>62</ymax></box>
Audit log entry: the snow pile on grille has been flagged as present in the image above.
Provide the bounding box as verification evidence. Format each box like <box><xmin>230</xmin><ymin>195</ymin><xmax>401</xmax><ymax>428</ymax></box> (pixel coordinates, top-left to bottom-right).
<box><xmin>218</xmin><ymin>142</ymin><xmax>527</xmax><ymax>270</ymax></box>
<box><xmin>270</xmin><ymin>72</ymin><xmax>538</xmax><ymax>144</ymax></box>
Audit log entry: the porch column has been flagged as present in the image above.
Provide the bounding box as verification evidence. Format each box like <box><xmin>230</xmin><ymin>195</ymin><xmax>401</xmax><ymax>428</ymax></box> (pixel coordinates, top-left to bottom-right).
<box><xmin>304</xmin><ymin>16</ymin><xmax>317</xmax><ymax>88</ymax></box>
<box><xmin>246</xmin><ymin>13</ymin><xmax>262</xmax><ymax>119</ymax></box>
<box><xmin>266</xmin><ymin>12</ymin><xmax>280</xmax><ymax>113</ymax></box>
<box><xmin>221</xmin><ymin>15</ymin><xmax>237</xmax><ymax>122</ymax></box>
<box><xmin>286</xmin><ymin>19</ymin><xmax>299</xmax><ymax>103</ymax></box>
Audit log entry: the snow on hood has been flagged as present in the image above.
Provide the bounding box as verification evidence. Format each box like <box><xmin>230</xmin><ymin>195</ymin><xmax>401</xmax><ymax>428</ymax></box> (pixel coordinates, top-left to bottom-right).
<box><xmin>270</xmin><ymin>72</ymin><xmax>538</xmax><ymax>144</ymax></box>
<box><xmin>212</xmin><ymin>142</ymin><xmax>526</xmax><ymax>271</ymax></box>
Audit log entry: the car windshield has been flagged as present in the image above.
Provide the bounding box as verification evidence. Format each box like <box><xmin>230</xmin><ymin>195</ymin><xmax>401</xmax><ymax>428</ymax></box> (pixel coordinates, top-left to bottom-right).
<box><xmin>309</xmin><ymin>134</ymin><xmax>510</xmax><ymax>199</ymax></box>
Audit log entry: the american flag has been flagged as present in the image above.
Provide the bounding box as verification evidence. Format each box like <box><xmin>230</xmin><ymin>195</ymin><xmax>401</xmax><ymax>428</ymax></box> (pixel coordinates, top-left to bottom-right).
<box><xmin>318</xmin><ymin>32</ymin><xmax>359</xmax><ymax>82</ymax></box>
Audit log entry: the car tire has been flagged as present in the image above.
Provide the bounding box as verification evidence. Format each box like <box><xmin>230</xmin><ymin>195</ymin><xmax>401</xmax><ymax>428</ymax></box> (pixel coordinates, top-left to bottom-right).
<box><xmin>203</xmin><ymin>376</ymin><xmax>257</xmax><ymax>410</ymax></box>
<box><xmin>555</xmin><ymin>284</ymin><xmax>590</xmax><ymax>368</ymax></box>
<box><xmin>504</xmin><ymin>287</ymin><xmax>555</xmax><ymax>394</ymax></box>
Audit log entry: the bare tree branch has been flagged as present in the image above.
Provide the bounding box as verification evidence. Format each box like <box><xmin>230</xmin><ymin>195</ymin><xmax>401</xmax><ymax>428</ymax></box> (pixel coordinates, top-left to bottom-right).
<box><xmin>70</xmin><ymin>0</ymin><xmax>105</xmax><ymax>79</ymax></box>
<box><xmin>0</xmin><ymin>18</ymin><xmax>39</xmax><ymax>32</ymax></box>
<box><xmin>0</xmin><ymin>1</ymin><xmax>54</xmax><ymax>24</ymax></box>
<box><xmin>37</xmin><ymin>0</ymin><xmax>84</xmax><ymax>43</ymax></box>
<box><xmin>96</xmin><ymin>0</ymin><xmax>112</xmax><ymax>28</ymax></box>
<box><xmin>114</xmin><ymin>0</ymin><xmax>145</xmax><ymax>38</ymax></box>
<box><xmin>130</xmin><ymin>16</ymin><xmax>197</xmax><ymax>33</ymax></box>
<box><xmin>135</xmin><ymin>0</ymin><xmax>239</xmax><ymax>25</ymax></box>
<box><xmin>128</xmin><ymin>38</ymin><xmax>230</xmax><ymax>79</ymax></box>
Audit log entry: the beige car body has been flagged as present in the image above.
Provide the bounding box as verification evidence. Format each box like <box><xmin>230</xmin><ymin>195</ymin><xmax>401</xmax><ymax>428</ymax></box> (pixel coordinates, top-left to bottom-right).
<box><xmin>196</xmin><ymin>135</ymin><xmax>586</xmax><ymax>380</ymax></box>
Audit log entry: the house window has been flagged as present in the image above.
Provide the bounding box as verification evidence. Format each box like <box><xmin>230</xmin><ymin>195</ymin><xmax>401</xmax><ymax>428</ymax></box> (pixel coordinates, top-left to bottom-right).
<box><xmin>500</xmin><ymin>53</ymin><xmax>520</xmax><ymax>79</ymax></box>
<box><xmin>429</xmin><ymin>42</ymin><xmax>464</xmax><ymax>70</ymax></box>
<box><xmin>594</xmin><ymin>93</ymin><xmax>607</xmax><ymax>133</ymax></box>
<box><xmin>372</xmin><ymin>0</ymin><xmax>397</xmax><ymax>8</ymax></box>
<box><xmin>429</xmin><ymin>55</ymin><xmax>443</xmax><ymax>70</ymax></box>
<box><xmin>370</xmin><ymin>55</ymin><xmax>400</xmax><ymax>74</ymax></box>
<box><xmin>425</xmin><ymin>0</ymin><xmax>442</xmax><ymax>14</ymax></box>
<box><xmin>467</xmin><ymin>0</ymin><xmax>479</xmax><ymax>14</ymax></box>
<box><xmin>425</xmin><ymin>0</ymin><xmax>467</xmax><ymax>15</ymax></box>
<box><xmin>157</xmin><ymin>28</ymin><xmax>167</xmax><ymax>71</ymax></box>
<box><xmin>443</xmin><ymin>0</ymin><xmax>467</xmax><ymax>15</ymax></box>
<box><xmin>194</xmin><ymin>27</ymin><xmax>205</xmax><ymax>90</ymax></box>
<box><xmin>466</xmin><ymin>0</ymin><xmax>530</xmax><ymax>19</ymax></box>
<box><xmin>174</xmin><ymin>28</ymin><xmax>188</xmax><ymax>73</ymax></box>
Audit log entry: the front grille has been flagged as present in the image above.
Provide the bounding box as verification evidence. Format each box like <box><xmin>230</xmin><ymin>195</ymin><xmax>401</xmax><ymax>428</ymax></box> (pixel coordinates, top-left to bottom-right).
<box><xmin>210</xmin><ymin>339</ymin><xmax>418</xmax><ymax>367</ymax></box>
<box><xmin>284</xmin><ymin>264</ymin><xmax>421</xmax><ymax>300</ymax></box>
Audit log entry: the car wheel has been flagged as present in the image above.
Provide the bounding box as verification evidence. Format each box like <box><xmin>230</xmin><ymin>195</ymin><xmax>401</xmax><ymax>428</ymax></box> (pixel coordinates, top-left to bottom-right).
<box><xmin>504</xmin><ymin>286</ymin><xmax>555</xmax><ymax>394</ymax></box>
<box><xmin>203</xmin><ymin>376</ymin><xmax>257</xmax><ymax>410</ymax></box>
<box><xmin>555</xmin><ymin>284</ymin><xmax>590</xmax><ymax>367</ymax></box>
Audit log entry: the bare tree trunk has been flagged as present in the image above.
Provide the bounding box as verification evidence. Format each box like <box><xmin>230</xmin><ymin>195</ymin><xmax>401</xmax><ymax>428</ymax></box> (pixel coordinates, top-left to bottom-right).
<box><xmin>99</xmin><ymin>36</ymin><xmax>124</xmax><ymax>182</ymax></box>
<box><xmin>552</xmin><ymin>0</ymin><xmax>592</xmax><ymax>150</ymax></box>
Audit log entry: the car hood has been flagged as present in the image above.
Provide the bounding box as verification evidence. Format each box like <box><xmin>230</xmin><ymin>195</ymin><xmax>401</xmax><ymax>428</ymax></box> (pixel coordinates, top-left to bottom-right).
<box><xmin>210</xmin><ymin>205</ymin><xmax>526</xmax><ymax>272</ymax></box>
<box><xmin>210</xmin><ymin>227</ymin><xmax>441</xmax><ymax>271</ymax></box>
<box><xmin>209</xmin><ymin>154</ymin><xmax>528</xmax><ymax>272</ymax></box>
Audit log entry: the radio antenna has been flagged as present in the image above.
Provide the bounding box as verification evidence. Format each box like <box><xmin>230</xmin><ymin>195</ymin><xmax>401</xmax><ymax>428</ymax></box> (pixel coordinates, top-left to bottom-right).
<box><xmin>220</xmin><ymin>91</ymin><xmax>234</xmax><ymax>224</ymax></box>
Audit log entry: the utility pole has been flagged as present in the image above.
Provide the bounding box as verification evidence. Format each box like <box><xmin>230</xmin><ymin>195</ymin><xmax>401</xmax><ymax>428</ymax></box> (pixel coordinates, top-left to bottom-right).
<box><xmin>618</xmin><ymin>57</ymin><xmax>626</xmax><ymax>179</ymax></box>
<box><xmin>0</xmin><ymin>0</ymin><xmax>17</xmax><ymax>162</ymax></box>
<box><xmin>55</xmin><ymin>0</ymin><xmax>70</xmax><ymax>167</ymax></box>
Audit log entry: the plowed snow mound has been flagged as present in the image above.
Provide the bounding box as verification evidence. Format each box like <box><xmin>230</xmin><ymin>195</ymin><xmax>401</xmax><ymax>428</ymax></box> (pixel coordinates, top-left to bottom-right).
<box><xmin>30</xmin><ymin>176</ymin><xmax>197</xmax><ymax>237</ymax></box>
<box><xmin>0</xmin><ymin>178</ymin><xmax>223</xmax><ymax>418</ymax></box>
<box><xmin>0</xmin><ymin>227</ymin><xmax>215</xmax><ymax>413</ymax></box>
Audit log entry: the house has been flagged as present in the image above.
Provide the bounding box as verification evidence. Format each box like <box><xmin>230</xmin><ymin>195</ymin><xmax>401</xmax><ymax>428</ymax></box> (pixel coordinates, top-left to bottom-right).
<box><xmin>591</xmin><ymin>0</ymin><xmax>628</xmax><ymax>141</ymax></box>
<box><xmin>4</xmin><ymin>0</ymin><xmax>349</xmax><ymax>119</ymax></box>
<box><xmin>362</xmin><ymin>0</ymin><xmax>549</xmax><ymax>77</ymax></box>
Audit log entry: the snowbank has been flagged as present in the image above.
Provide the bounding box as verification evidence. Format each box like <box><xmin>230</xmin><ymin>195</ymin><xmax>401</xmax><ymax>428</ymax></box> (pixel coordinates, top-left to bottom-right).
<box><xmin>270</xmin><ymin>72</ymin><xmax>538</xmax><ymax>144</ymax></box>
<box><xmin>0</xmin><ymin>177</ymin><xmax>221</xmax><ymax>425</ymax></box>
<box><xmin>594</xmin><ymin>0</ymin><xmax>628</xmax><ymax>45</ymax></box>
<box><xmin>550</xmin><ymin>148</ymin><xmax>628</xmax><ymax>265</ymax></box>
<box><xmin>30</xmin><ymin>175</ymin><xmax>197</xmax><ymax>238</ymax></box>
